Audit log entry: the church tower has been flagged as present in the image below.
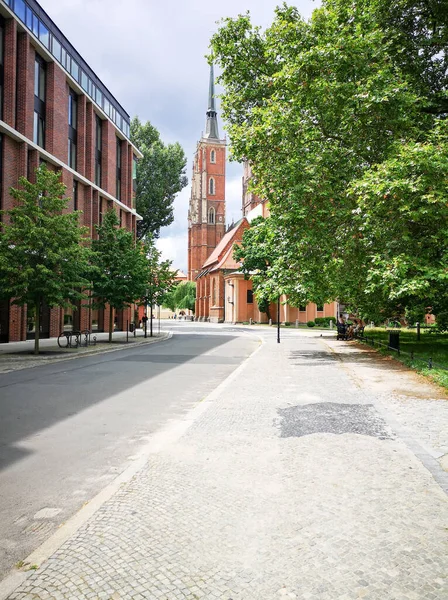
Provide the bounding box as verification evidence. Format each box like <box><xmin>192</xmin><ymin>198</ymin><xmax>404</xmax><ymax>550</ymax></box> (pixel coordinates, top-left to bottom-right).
<box><xmin>188</xmin><ymin>65</ymin><xmax>226</xmax><ymax>281</ymax></box>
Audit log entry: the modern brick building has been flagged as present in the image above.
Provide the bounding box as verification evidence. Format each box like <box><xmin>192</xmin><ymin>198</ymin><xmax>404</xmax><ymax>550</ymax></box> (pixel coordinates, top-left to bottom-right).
<box><xmin>0</xmin><ymin>0</ymin><xmax>142</xmax><ymax>343</ymax></box>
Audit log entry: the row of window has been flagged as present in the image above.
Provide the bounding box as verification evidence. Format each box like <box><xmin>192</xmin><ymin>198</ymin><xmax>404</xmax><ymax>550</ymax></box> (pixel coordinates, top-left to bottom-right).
<box><xmin>32</xmin><ymin>54</ymin><xmax>136</xmax><ymax>203</ymax></box>
<box><xmin>4</xmin><ymin>0</ymin><xmax>131</xmax><ymax>138</ymax></box>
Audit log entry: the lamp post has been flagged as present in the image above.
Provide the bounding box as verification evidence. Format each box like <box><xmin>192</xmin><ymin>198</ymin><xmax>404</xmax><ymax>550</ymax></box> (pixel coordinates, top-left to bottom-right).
<box><xmin>277</xmin><ymin>296</ymin><xmax>281</xmax><ymax>344</ymax></box>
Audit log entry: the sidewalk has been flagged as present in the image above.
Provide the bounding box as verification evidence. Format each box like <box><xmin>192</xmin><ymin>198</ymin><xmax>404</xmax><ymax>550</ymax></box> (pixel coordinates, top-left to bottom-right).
<box><xmin>2</xmin><ymin>333</ymin><xmax>448</xmax><ymax>599</ymax></box>
<box><xmin>0</xmin><ymin>330</ymin><xmax>170</xmax><ymax>374</ymax></box>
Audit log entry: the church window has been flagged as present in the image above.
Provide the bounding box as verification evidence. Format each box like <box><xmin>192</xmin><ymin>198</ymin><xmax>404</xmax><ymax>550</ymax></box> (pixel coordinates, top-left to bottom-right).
<box><xmin>247</xmin><ymin>290</ymin><xmax>253</xmax><ymax>304</ymax></box>
<box><xmin>208</xmin><ymin>207</ymin><xmax>215</xmax><ymax>224</ymax></box>
<box><xmin>209</xmin><ymin>178</ymin><xmax>215</xmax><ymax>195</ymax></box>
<box><xmin>210</xmin><ymin>149</ymin><xmax>216</xmax><ymax>163</ymax></box>
<box><xmin>212</xmin><ymin>279</ymin><xmax>217</xmax><ymax>304</ymax></box>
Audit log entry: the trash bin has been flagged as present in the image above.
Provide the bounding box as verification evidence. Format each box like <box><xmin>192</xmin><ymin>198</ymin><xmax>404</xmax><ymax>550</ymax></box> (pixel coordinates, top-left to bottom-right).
<box><xmin>129</xmin><ymin>323</ymin><xmax>135</xmax><ymax>333</ymax></box>
<box><xmin>388</xmin><ymin>330</ymin><xmax>400</xmax><ymax>351</ymax></box>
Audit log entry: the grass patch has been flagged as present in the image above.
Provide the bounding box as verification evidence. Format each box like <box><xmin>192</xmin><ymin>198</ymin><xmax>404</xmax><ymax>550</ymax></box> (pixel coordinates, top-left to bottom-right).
<box><xmin>359</xmin><ymin>328</ymin><xmax>448</xmax><ymax>390</ymax></box>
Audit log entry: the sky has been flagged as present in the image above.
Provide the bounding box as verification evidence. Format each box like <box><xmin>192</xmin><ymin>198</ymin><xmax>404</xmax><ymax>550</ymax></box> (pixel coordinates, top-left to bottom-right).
<box><xmin>39</xmin><ymin>0</ymin><xmax>319</xmax><ymax>272</ymax></box>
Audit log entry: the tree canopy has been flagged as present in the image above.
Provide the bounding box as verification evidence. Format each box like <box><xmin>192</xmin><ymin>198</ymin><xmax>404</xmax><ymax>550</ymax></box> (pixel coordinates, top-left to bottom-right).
<box><xmin>142</xmin><ymin>239</ymin><xmax>176</xmax><ymax>336</ymax></box>
<box><xmin>210</xmin><ymin>0</ymin><xmax>448</xmax><ymax>323</ymax></box>
<box><xmin>131</xmin><ymin>117</ymin><xmax>188</xmax><ymax>240</ymax></box>
<box><xmin>91</xmin><ymin>210</ymin><xmax>148</xmax><ymax>342</ymax></box>
<box><xmin>0</xmin><ymin>166</ymin><xmax>92</xmax><ymax>354</ymax></box>
<box><xmin>163</xmin><ymin>281</ymin><xmax>196</xmax><ymax>314</ymax></box>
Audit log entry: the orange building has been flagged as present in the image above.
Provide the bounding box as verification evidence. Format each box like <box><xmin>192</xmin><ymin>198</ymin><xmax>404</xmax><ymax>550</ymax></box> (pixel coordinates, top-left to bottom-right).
<box><xmin>187</xmin><ymin>65</ymin><xmax>226</xmax><ymax>283</ymax></box>
<box><xmin>187</xmin><ymin>69</ymin><xmax>338</xmax><ymax>324</ymax></box>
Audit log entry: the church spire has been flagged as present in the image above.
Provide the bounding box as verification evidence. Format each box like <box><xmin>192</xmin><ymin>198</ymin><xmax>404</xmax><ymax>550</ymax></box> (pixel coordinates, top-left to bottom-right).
<box><xmin>204</xmin><ymin>64</ymin><xmax>220</xmax><ymax>139</ymax></box>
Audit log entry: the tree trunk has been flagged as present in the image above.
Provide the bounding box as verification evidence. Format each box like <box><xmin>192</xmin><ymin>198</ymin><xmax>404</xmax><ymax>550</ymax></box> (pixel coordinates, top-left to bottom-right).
<box><xmin>150</xmin><ymin>304</ymin><xmax>153</xmax><ymax>337</ymax></box>
<box><xmin>34</xmin><ymin>300</ymin><xmax>40</xmax><ymax>355</ymax></box>
<box><xmin>109</xmin><ymin>306</ymin><xmax>114</xmax><ymax>343</ymax></box>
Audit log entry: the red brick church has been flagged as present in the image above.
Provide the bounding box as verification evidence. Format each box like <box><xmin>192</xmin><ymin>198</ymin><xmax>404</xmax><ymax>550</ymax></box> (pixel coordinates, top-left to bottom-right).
<box><xmin>188</xmin><ymin>67</ymin><xmax>338</xmax><ymax>323</ymax></box>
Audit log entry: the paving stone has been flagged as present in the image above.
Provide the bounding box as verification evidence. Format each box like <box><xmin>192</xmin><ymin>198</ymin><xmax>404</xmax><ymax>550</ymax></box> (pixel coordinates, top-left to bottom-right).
<box><xmin>5</xmin><ymin>334</ymin><xmax>448</xmax><ymax>599</ymax></box>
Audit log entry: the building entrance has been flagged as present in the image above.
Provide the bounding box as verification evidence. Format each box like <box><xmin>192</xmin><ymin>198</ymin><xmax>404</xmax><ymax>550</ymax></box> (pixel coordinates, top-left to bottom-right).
<box><xmin>0</xmin><ymin>300</ymin><xmax>10</xmax><ymax>343</ymax></box>
<box><xmin>26</xmin><ymin>301</ymin><xmax>51</xmax><ymax>340</ymax></box>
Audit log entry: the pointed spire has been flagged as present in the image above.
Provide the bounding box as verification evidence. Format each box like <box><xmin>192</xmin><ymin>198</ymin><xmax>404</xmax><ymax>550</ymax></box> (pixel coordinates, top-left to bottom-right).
<box><xmin>204</xmin><ymin>64</ymin><xmax>220</xmax><ymax>140</ymax></box>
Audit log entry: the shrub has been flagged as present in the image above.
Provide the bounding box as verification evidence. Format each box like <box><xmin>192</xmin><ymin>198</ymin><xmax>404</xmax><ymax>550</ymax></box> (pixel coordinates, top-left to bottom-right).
<box><xmin>284</xmin><ymin>321</ymin><xmax>291</xmax><ymax>327</ymax></box>
<box><xmin>307</xmin><ymin>320</ymin><xmax>315</xmax><ymax>327</ymax></box>
<box><xmin>314</xmin><ymin>316</ymin><xmax>336</xmax><ymax>326</ymax></box>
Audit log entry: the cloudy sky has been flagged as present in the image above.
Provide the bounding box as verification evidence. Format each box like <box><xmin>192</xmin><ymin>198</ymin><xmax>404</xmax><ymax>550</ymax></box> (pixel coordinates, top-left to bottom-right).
<box><xmin>39</xmin><ymin>0</ymin><xmax>319</xmax><ymax>272</ymax></box>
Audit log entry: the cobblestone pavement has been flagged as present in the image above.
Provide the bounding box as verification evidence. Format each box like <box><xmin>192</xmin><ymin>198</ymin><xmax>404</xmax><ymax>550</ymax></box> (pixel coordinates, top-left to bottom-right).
<box><xmin>5</xmin><ymin>333</ymin><xmax>448</xmax><ymax>599</ymax></box>
<box><xmin>323</xmin><ymin>338</ymin><xmax>448</xmax><ymax>466</ymax></box>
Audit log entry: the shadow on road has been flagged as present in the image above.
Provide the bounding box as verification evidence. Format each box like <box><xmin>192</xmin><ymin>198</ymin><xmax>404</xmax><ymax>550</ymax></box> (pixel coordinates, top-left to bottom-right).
<box><xmin>0</xmin><ymin>334</ymin><xmax>237</xmax><ymax>471</ymax></box>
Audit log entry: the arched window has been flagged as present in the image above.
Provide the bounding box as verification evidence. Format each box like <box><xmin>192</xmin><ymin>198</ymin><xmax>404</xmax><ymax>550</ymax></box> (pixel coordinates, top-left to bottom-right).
<box><xmin>210</xmin><ymin>150</ymin><xmax>216</xmax><ymax>163</ymax></box>
<box><xmin>209</xmin><ymin>178</ymin><xmax>215</xmax><ymax>195</ymax></box>
<box><xmin>208</xmin><ymin>207</ymin><xmax>215</xmax><ymax>224</ymax></box>
<box><xmin>212</xmin><ymin>278</ymin><xmax>217</xmax><ymax>304</ymax></box>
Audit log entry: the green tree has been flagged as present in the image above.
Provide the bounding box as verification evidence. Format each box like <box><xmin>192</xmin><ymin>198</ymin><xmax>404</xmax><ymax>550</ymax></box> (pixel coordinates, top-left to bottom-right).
<box><xmin>0</xmin><ymin>166</ymin><xmax>92</xmax><ymax>354</ymax></box>
<box><xmin>233</xmin><ymin>217</ymin><xmax>282</xmax><ymax>320</ymax></box>
<box><xmin>163</xmin><ymin>281</ymin><xmax>196</xmax><ymax>315</ymax></box>
<box><xmin>142</xmin><ymin>238</ymin><xmax>176</xmax><ymax>336</ymax></box>
<box><xmin>91</xmin><ymin>210</ymin><xmax>148</xmax><ymax>342</ymax></box>
<box><xmin>131</xmin><ymin>117</ymin><xmax>188</xmax><ymax>240</ymax></box>
<box><xmin>210</xmin><ymin>0</ymin><xmax>448</xmax><ymax>322</ymax></box>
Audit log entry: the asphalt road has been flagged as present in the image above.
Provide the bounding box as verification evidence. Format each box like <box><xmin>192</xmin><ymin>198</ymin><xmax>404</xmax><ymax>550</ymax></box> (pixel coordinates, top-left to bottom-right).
<box><xmin>0</xmin><ymin>328</ymin><xmax>258</xmax><ymax>580</ymax></box>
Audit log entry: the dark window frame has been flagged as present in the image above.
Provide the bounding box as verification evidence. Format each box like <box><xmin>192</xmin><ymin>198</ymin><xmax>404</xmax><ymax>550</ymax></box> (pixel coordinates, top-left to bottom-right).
<box><xmin>68</xmin><ymin>88</ymin><xmax>77</xmax><ymax>170</ymax></box>
<box><xmin>116</xmin><ymin>137</ymin><xmax>122</xmax><ymax>201</ymax></box>
<box><xmin>0</xmin><ymin>16</ymin><xmax>4</xmax><ymax>121</ymax></box>
<box><xmin>95</xmin><ymin>115</ymin><xmax>102</xmax><ymax>187</ymax></box>
<box><xmin>33</xmin><ymin>54</ymin><xmax>46</xmax><ymax>148</ymax></box>
<box><xmin>247</xmin><ymin>289</ymin><xmax>254</xmax><ymax>304</ymax></box>
<box><xmin>73</xmin><ymin>180</ymin><xmax>78</xmax><ymax>211</ymax></box>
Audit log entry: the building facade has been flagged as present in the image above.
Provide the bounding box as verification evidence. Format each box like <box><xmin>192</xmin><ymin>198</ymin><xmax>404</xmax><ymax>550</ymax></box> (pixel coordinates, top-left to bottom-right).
<box><xmin>0</xmin><ymin>0</ymin><xmax>142</xmax><ymax>343</ymax></box>
<box><xmin>187</xmin><ymin>65</ymin><xmax>226</xmax><ymax>282</ymax></box>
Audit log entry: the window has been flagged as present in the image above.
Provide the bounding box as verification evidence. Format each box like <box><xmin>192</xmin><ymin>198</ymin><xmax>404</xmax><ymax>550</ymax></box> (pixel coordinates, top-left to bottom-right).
<box><xmin>52</xmin><ymin>37</ymin><xmax>62</xmax><ymax>62</ymax></box>
<box><xmin>247</xmin><ymin>290</ymin><xmax>254</xmax><ymax>304</ymax></box>
<box><xmin>0</xmin><ymin>134</ymin><xmax>3</xmax><ymax>211</ymax></box>
<box><xmin>70</xmin><ymin>60</ymin><xmax>79</xmax><ymax>82</ymax></box>
<box><xmin>38</xmin><ymin>22</ymin><xmax>49</xmax><ymax>48</ymax></box>
<box><xmin>81</xmin><ymin>71</ymin><xmax>88</xmax><ymax>92</ymax></box>
<box><xmin>132</xmin><ymin>155</ymin><xmax>137</xmax><ymax>192</ymax></box>
<box><xmin>316</xmin><ymin>305</ymin><xmax>324</xmax><ymax>312</ymax></box>
<box><xmin>210</xmin><ymin>149</ymin><xmax>216</xmax><ymax>163</ymax></box>
<box><xmin>209</xmin><ymin>177</ymin><xmax>215</xmax><ymax>195</ymax></box>
<box><xmin>14</xmin><ymin>0</ymin><xmax>26</xmax><ymax>23</ymax></box>
<box><xmin>116</xmin><ymin>137</ymin><xmax>122</xmax><ymax>201</ymax></box>
<box><xmin>299</xmin><ymin>305</ymin><xmax>306</xmax><ymax>311</ymax></box>
<box><xmin>208</xmin><ymin>207</ymin><xmax>215</xmax><ymax>224</ymax></box>
<box><xmin>33</xmin><ymin>55</ymin><xmax>46</xmax><ymax>148</ymax></box>
<box><xmin>95</xmin><ymin>115</ymin><xmax>102</xmax><ymax>187</ymax></box>
<box><xmin>73</xmin><ymin>180</ymin><xmax>78</xmax><ymax>211</ymax></box>
<box><xmin>68</xmin><ymin>89</ymin><xmax>77</xmax><ymax>170</ymax></box>
<box><xmin>0</xmin><ymin>17</ymin><xmax>4</xmax><ymax>120</ymax></box>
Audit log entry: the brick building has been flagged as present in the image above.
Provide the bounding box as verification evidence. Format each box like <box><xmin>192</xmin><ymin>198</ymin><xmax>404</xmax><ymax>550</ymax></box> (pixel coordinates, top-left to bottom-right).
<box><xmin>188</xmin><ymin>67</ymin><xmax>338</xmax><ymax>323</ymax></box>
<box><xmin>187</xmin><ymin>64</ymin><xmax>226</xmax><ymax>283</ymax></box>
<box><xmin>0</xmin><ymin>0</ymin><xmax>142</xmax><ymax>343</ymax></box>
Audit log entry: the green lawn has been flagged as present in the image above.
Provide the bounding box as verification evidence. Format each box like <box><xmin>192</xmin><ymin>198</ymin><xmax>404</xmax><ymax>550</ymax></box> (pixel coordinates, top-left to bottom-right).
<box><xmin>359</xmin><ymin>328</ymin><xmax>448</xmax><ymax>390</ymax></box>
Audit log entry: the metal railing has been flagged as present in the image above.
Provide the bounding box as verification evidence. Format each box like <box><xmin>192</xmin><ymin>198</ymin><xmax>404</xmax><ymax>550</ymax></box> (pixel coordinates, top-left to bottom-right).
<box><xmin>355</xmin><ymin>332</ymin><xmax>448</xmax><ymax>371</ymax></box>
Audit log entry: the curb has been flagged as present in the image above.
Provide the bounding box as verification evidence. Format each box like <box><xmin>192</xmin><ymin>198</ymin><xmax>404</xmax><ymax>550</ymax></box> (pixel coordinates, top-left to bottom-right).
<box><xmin>0</xmin><ymin>334</ymin><xmax>263</xmax><ymax>599</ymax></box>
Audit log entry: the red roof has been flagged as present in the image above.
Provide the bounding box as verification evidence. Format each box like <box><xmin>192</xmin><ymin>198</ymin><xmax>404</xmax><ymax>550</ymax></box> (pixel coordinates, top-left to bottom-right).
<box><xmin>203</xmin><ymin>219</ymin><xmax>248</xmax><ymax>268</ymax></box>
